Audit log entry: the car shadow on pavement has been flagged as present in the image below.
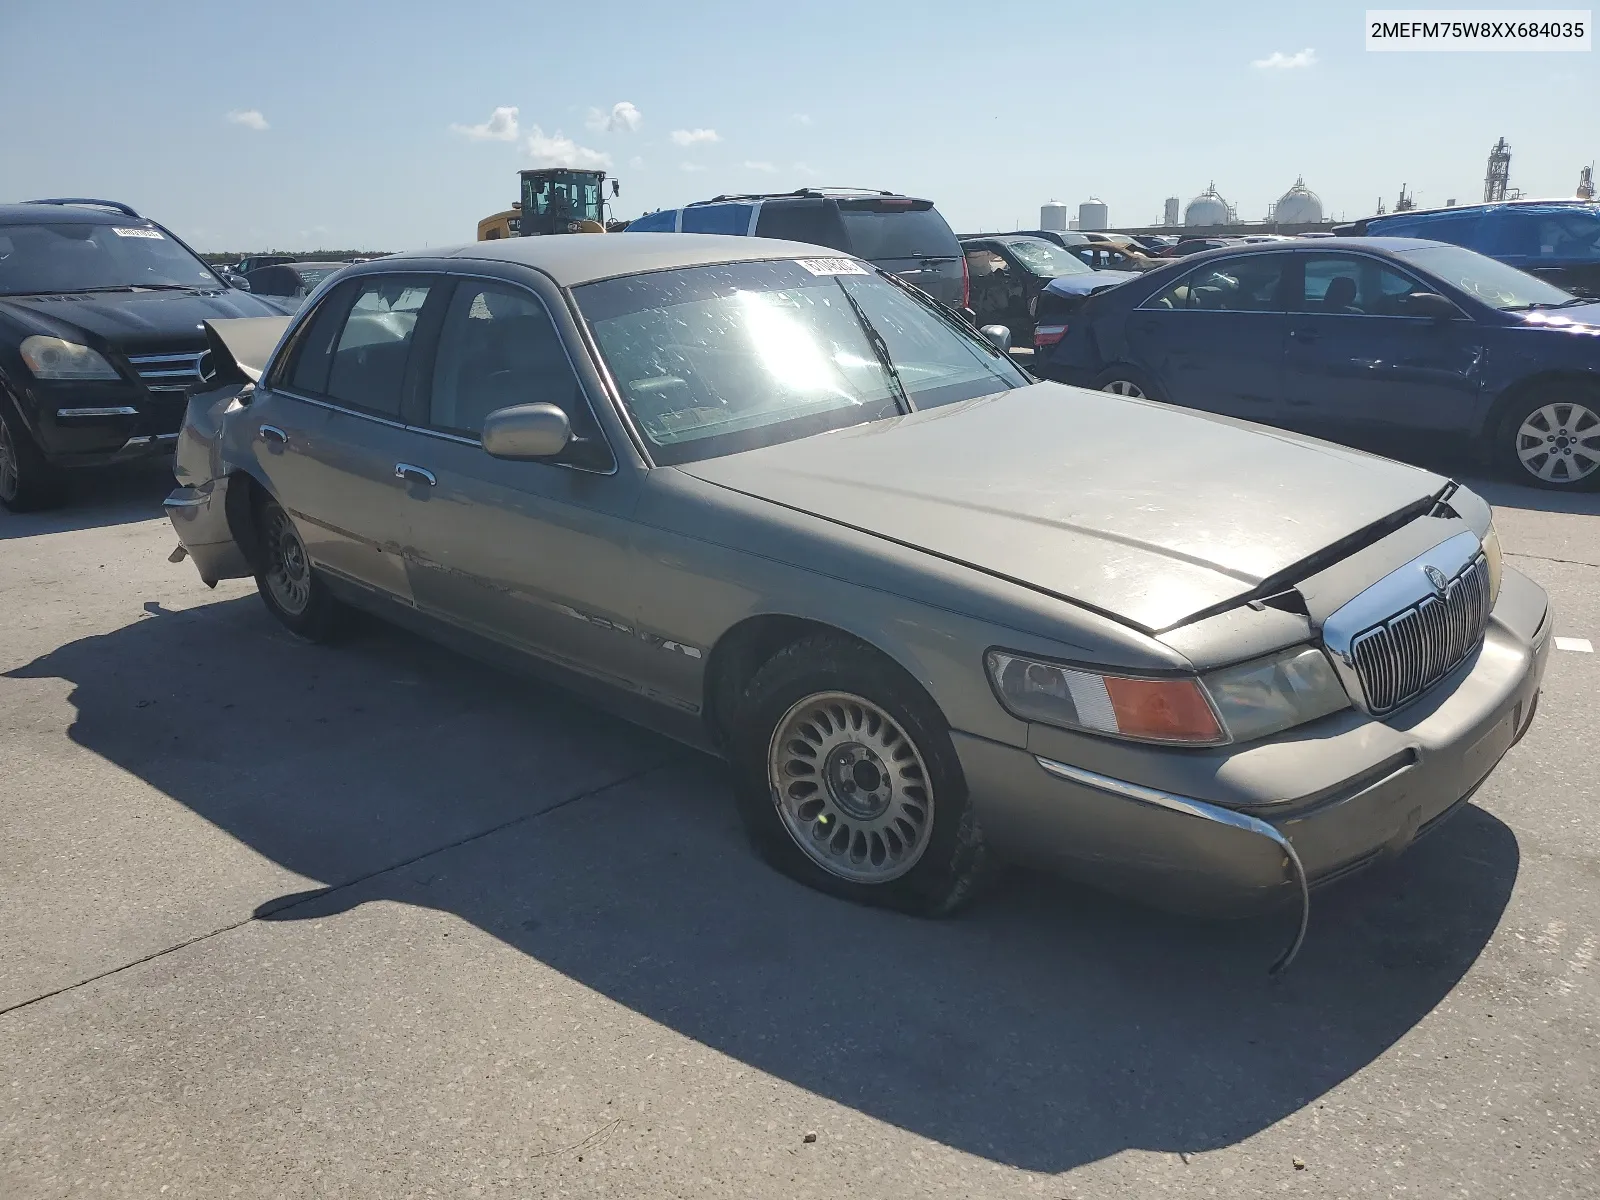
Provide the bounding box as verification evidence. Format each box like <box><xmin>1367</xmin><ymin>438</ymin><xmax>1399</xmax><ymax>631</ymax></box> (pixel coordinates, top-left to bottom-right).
<box><xmin>0</xmin><ymin>460</ymin><xmax>174</xmax><ymax>541</ymax></box>
<box><xmin>6</xmin><ymin>596</ymin><xmax>1522</xmax><ymax>1174</ymax></box>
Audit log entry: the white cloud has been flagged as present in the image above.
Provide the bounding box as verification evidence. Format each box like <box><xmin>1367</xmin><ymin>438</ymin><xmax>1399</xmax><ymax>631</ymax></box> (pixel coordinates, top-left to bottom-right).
<box><xmin>670</xmin><ymin>127</ymin><xmax>720</xmax><ymax>147</ymax></box>
<box><xmin>1252</xmin><ymin>48</ymin><xmax>1316</xmax><ymax>70</ymax></box>
<box><xmin>628</xmin><ymin>155</ymin><xmax>646</xmax><ymax>170</ymax></box>
<box><xmin>680</xmin><ymin>162</ymin><xmax>706</xmax><ymax>173</ymax></box>
<box><xmin>451</xmin><ymin>105</ymin><xmax>520</xmax><ymax>142</ymax></box>
<box><xmin>525</xmin><ymin>126</ymin><xmax>611</xmax><ymax>169</ymax></box>
<box><xmin>587</xmin><ymin>101</ymin><xmax>642</xmax><ymax>133</ymax></box>
<box><xmin>744</xmin><ymin>160</ymin><xmax>776</xmax><ymax>173</ymax></box>
<box><xmin>226</xmin><ymin>109</ymin><xmax>269</xmax><ymax>131</ymax></box>
<box><xmin>791</xmin><ymin>113</ymin><xmax>812</xmax><ymax>126</ymax></box>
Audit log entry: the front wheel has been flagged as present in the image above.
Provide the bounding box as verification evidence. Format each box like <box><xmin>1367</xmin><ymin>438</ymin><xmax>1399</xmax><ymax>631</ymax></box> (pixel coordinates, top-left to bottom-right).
<box><xmin>0</xmin><ymin>403</ymin><xmax>68</xmax><ymax>513</ymax></box>
<box><xmin>730</xmin><ymin>633</ymin><xmax>988</xmax><ymax>916</ymax></box>
<box><xmin>253</xmin><ymin>497</ymin><xmax>347</xmax><ymax>641</ymax></box>
<box><xmin>1497</xmin><ymin>389</ymin><xmax>1600</xmax><ymax>491</ymax></box>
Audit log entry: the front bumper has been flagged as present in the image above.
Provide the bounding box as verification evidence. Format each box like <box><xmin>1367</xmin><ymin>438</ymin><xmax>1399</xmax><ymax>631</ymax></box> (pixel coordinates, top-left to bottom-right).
<box><xmin>30</xmin><ymin>379</ymin><xmax>189</xmax><ymax>466</ymax></box>
<box><xmin>953</xmin><ymin>566</ymin><xmax>1552</xmax><ymax>917</ymax></box>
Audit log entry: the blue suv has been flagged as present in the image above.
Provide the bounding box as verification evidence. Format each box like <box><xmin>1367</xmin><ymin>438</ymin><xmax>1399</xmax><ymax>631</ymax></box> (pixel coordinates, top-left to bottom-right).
<box><xmin>626</xmin><ymin>189</ymin><xmax>968</xmax><ymax>311</ymax></box>
<box><xmin>1342</xmin><ymin>201</ymin><xmax>1600</xmax><ymax>298</ymax></box>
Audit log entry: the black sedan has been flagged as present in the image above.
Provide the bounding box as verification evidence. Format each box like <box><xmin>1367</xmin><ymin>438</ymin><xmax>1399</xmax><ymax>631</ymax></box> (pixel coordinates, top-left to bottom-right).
<box><xmin>1035</xmin><ymin>236</ymin><xmax>1600</xmax><ymax>490</ymax></box>
<box><xmin>244</xmin><ymin>261</ymin><xmax>348</xmax><ymax>309</ymax></box>
<box><xmin>961</xmin><ymin>235</ymin><xmax>1137</xmax><ymax>349</ymax></box>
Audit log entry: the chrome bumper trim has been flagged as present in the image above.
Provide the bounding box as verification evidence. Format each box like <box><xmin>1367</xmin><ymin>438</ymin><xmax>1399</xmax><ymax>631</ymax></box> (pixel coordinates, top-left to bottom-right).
<box><xmin>58</xmin><ymin>406</ymin><xmax>138</xmax><ymax>418</ymax></box>
<box><xmin>1034</xmin><ymin>755</ymin><xmax>1309</xmax><ymax>974</ymax></box>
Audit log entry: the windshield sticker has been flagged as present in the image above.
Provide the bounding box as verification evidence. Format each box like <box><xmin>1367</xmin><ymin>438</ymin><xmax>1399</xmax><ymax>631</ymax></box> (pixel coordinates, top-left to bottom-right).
<box><xmin>111</xmin><ymin>227</ymin><xmax>165</xmax><ymax>239</ymax></box>
<box><xmin>795</xmin><ymin>257</ymin><xmax>867</xmax><ymax>276</ymax></box>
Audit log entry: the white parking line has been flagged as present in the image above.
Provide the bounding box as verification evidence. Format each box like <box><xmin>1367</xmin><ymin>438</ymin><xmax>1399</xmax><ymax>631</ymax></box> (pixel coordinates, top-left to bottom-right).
<box><xmin>1554</xmin><ymin>637</ymin><xmax>1594</xmax><ymax>653</ymax></box>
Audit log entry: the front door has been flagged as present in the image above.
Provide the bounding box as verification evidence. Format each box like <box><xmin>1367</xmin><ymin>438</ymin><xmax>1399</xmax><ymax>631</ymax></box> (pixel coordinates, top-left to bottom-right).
<box><xmin>248</xmin><ymin>274</ymin><xmax>440</xmax><ymax>601</ymax></box>
<box><xmin>1125</xmin><ymin>254</ymin><xmax>1291</xmax><ymax>422</ymax></box>
<box><xmin>963</xmin><ymin>245</ymin><xmax>1026</xmax><ymax>339</ymax></box>
<box><xmin>1282</xmin><ymin>253</ymin><xmax>1485</xmax><ymax>442</ymax></box>
<box><xmin>394</xmin><ymin>277</ymin><xmax>650</xmax><ymax>690</ymax></box>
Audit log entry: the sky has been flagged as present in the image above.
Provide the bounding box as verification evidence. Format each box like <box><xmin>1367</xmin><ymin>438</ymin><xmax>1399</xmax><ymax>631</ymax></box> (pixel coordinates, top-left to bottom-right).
<box><xmin>0</xmin><ymin>0</ymin><xmax>1594</xmax><ymax>252</ymax></box>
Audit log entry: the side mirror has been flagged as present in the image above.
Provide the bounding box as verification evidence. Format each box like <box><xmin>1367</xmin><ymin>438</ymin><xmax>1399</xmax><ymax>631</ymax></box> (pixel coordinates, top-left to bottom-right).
<box><xmin>1407</xmin><ymin>292</ymin><xmax>1459</xmax><ymax>321</ymax></box>
<box><xmin>222</xmin><ymin>272</ymin><xmax>251</xmax><ymax>291</ymax></box>
<box><xmin>979</xmin><ymin>324</ymin><xmax>1013</xmax><ymax>353</ymax></box>
<box><xmin>611</xmin><ymin>180</ymin><xmax>621</xmax><ymax>197</ymax></box>
<box><xmin>482</xmin><ymin>403</ymin><xmax>572</xmax><ymax>460</ymax></box>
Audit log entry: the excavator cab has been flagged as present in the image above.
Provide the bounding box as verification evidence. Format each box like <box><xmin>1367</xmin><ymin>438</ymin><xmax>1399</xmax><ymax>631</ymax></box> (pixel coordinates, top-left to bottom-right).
<box><xmin>519</xmin><ymin>168</ymin><xmax>618</xmax><ymax>235</ymax></box>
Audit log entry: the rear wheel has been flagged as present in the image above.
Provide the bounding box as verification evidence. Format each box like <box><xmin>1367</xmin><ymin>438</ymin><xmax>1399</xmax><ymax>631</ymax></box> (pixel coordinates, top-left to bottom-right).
<box><xmin>0</xmin><ymin>403</ymin><xmax>68</xmax><ymax>513</ymax></box>
<box><xmin>730</xmin><ymin>633</ymin><xmax>988</xmax><ymax>917</ymax></box>
<box><xmin>1091</xmin><ymin>365</ymin><xmax>1162</xmax><ymax>403</ymax></box>
<box><xmin>254</xmin><ymin>497</ymin><xmax>347</xmax><ymax>641</ymax></box>
<box><xmin>1497</xmin><ymin>387</ymin><xmax>1600</xmax><ymax>491</ymax></box>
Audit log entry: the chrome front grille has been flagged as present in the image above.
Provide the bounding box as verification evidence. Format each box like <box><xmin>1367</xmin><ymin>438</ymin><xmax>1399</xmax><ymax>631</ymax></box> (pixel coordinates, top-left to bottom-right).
<box><xmin>1347</xmin><ymin>553</ymin><xmax>1491</xmax><ymax>714</ymax></box>
<box><xmin>127</xmin><ymin>349</ymin><xmax>210</xmax><ymax>392</ymax></box>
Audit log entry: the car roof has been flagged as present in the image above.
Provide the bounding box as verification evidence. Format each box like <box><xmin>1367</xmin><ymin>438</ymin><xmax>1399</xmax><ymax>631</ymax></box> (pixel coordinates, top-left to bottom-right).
<box><xmin>283</xmin><ymin>261</ymin><xmax>347</xmax><ymax>270</ymax></box>
<box><xmin>1181</xmin><ymin>236</ymin><xmax>1438</xmax><ymax>257</ymax></box>
<box><xmin>0</xmin><ymin>202</ymin><xmax>142</xmax><ymax>226</ymax></box>
<box><xmin>383</xmin><ymin>233</ymin><xmax>853</xmax><ymax>286</ymax></box>
<box><xmin>1371</xmin><ymin>198</ymin><xmax>1599</xmax><ymax>220</ymax></box>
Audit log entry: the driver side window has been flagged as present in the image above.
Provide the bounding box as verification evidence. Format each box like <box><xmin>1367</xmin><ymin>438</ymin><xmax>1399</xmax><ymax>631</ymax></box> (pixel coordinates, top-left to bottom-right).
<box><xmin>425</xmin><ymin>281</ymin><xmax>597</xmax><ymax>443</ymax></box>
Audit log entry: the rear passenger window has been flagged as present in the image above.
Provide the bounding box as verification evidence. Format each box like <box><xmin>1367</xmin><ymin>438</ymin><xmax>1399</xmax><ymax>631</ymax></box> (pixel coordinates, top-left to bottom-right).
<box><xmin>753</xmin><ymin>201</ymin><xmax>847</xmax><ymax>250</ymax></box>
<box><xmin>681</xmin><ymin>204</ymin><xmax>753</xmax><ymax>235</ymax></box>
<box><xmin>323</xmin><ymin>278</ymin><xmax>432</xmax><ymax>417</ymax></box>
<box><xmin>427</xmin><ymin>281</ymin><xmax>596</xmax><ymax>441</ymax></box>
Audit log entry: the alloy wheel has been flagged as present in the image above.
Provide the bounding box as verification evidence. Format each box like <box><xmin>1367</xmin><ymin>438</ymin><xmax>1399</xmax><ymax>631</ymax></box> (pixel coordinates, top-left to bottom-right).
<box><xmin>1515</xmin><ymin>401</ymin><xmax>1600</xmax><ymax>485</ymax></box>
<box><xmin>0</xmin><ymin>416</ymin><xmax>17</xmax><ymax>503</ymax></box>
<box><xmin>263</xmin><ymin>507</ymin><xmax>313</xmax><ymax>616</ymax></box>
<box><xmin>1101</xmin><ymin>379</ymin><xmax>1146</xmax><ymax>399</ymax></box>
<box><xmin>767</xmin><ymin>690</ymin><xmax>935</xmax><ymax>884</ymax></box>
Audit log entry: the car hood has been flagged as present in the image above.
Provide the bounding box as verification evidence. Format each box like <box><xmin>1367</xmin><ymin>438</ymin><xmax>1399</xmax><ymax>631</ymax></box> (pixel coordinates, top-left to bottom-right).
<box><xmin>1044</xmin><ymin>270</ymin><xmax>1140</xmax><ymax>298</ymax></box>
<box><xmin>677</xmin><ymin>383</ymin><xmax>1449</xmax><ymax>633</ymax></box>
<box><xmin>0</xmin><ymin>288</ymin><xmax>289</xmax><ymax>348</ymax></box>
<box><xmin>1517</xmin><ymin>303</ymin><xmax>1600</xmax><ymax>334</ymax></box>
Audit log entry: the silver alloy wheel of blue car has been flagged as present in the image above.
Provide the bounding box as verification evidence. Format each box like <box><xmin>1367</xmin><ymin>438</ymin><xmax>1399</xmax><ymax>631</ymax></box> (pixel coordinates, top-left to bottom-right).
<box><xmin>768</xmin><ymin>690</ymin><xmax>935</xmax><ymax>884</ymax></box>
<box><xmin>1101</xmin><ymin>379</ymin><xmax>1146</xmax><ymax>399</ymax></box>
<box><xmin>1516</xmin><ymin>400</ymin><xmax>1600</xmax><ymax>484</ymax></box>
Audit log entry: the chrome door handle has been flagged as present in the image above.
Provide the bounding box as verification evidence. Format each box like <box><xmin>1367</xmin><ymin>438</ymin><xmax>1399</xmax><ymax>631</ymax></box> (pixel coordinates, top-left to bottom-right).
<box><xmin>259</xmin><ymin>424</ymin><xmax>287</xmax><ymax>443</ymax></box>
<box><xmin>395</xmin><ymin>463</ymin><xmax>436</xmax><ymax>487</ymax></box>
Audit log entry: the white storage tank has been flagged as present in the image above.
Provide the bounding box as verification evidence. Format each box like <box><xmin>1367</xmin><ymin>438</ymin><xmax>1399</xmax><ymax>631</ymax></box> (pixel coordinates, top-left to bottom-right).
<box><xmin>1040</xmin><ymin>201</ymin><xmax>1069</xmax><ymax>231</ymax></box>
<box><xmin>1272</xmin><ymin>176</ymin><xmax>1324</xmax><ymax>224</ymax></box>
<box><xmin>1078</xmin><ymin>198</ymin><xmax>1109</xmax><ymax>231</ymax></box>
<box><xmin>1163</xmin><ymin>196</ymin><xmax>1180</xmax><ymax>226</ymax></box>
<box><xmin>1184</xmin><ymin>182</ymin><xmax>1230</xmax><ymax>226</ymax></box>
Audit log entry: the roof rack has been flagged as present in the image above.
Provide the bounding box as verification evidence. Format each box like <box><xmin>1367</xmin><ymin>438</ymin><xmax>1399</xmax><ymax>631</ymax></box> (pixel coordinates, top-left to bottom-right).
<box><xmin>23</xmin><ymin>198</ymin><xmax>143</xmax><ymax>219</ymax></box>
<box><xmin>699</xmin><ymin>187</ymin><xmax>902</xmax><ymax>205</ymax></box>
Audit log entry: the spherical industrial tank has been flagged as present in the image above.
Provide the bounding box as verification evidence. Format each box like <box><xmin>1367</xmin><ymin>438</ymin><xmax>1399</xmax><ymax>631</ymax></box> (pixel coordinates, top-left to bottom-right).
<box><xmin>1078</xmin><ymin>198</ymin><xmax>1109</xmax><ymax>231</ymax></box>
<box><xmin>1184</xmin><ymin>182</ymin><xmax>1230</xmax><ymax>227</ymax></box>
<box><xmin>1040</xmin><ymin>202</ymin><xmax>1069</xmax><ymax>231</ymax></box>
<box><xmin>1273</xmin><ymin>176</ymin><xmax>1324</xmax><ymax>224</ymax></box>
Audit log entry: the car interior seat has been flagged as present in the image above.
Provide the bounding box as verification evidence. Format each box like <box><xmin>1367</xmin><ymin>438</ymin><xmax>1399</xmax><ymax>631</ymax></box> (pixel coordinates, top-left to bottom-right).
<box><xmin>1322</xmin><ymin>275</ymin><xmax>1360</xmax><ymax>313</ymax></box>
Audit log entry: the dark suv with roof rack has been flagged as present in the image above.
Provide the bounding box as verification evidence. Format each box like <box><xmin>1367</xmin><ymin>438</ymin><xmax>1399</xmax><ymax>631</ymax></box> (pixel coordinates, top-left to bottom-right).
<box><xmin>626</xmin><ymin>188</ymin><xmax>969</xmax><ymax>311</ymax></box>
<box><xmin>0</xmin><ymin>198</ymin><xmax>289</xmax><ymax>511</ymax></box>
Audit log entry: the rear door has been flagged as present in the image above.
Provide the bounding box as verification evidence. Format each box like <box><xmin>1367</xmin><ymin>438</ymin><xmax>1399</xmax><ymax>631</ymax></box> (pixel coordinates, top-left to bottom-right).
<box><xmin>1124</xmin><ymin>253</ymin><xmax>1291</xmax><ymax>422</ymax></box>
<box><xmin>249</xmin><ymin>274</ymin><xmax>440</xmax><ymax>600</ymax></box>
<box><xmin>1281</xmin><ymin>252</ymin><xmax>1485</xmax><ymax>439</ymax></box>
<box><xmin>835</xmin><ymin>199</ymin><xmax>965</xmax><ymax>307</ymax></box>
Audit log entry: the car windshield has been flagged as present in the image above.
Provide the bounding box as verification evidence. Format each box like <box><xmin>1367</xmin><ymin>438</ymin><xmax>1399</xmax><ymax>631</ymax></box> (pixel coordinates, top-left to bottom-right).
<box><xmin>1397</xmin><ymin>243</ymin><xmax>1578</xmax><ymax>310</ymax></box>
<box><xmin>1001</xmin><ymin>239</ymin><xmax>1093</xmax><ymax>277</ymax></box>
<box><xmin>0</xmin><ymin>221</ymin><xmax>220</xmax><ymax>296</ymax></box>
<box><xmin>576</xmin><ymin>258</ymin><xmax>1029</xmax><ymax>466</ymax></box>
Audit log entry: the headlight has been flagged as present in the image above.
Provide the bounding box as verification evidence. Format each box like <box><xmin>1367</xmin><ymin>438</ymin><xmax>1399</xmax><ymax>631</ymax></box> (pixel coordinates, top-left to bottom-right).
<box><xmin>1482</xmin><ymin>522</ymin><xmax>1502</xmax><ymax>604</ymax></box>
<box><xmin>1201</xmin><ymin>646</ymin><xmax>1350</xmax><ymax>743</ymax></box>
<box><xmin>20</xmin><ymin>336</ymin><xmax>120</xmax><ymax>381</ymax></box>
<box><xmin>986</xmin><ymin>644</ymin><xmax>1350</xmax><ymax>746</ymax></box>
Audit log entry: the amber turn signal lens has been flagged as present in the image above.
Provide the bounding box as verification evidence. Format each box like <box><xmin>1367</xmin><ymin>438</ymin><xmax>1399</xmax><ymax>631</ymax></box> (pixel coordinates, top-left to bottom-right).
<box><xmin>1102</xmin><ymin>676</ymin><xmax>1223</xmax><ymax>743</ymax></box>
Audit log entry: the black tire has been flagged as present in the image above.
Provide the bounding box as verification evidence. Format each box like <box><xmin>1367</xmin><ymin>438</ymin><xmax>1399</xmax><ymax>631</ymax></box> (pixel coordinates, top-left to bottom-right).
<box><xmin>0</xmin><ymin>402</ymin><xmax>68</xmax><ymax>513</ymax></box>
<box><xmin>1494</xmin><ymin>385</ymin><xmax>1600</xmax><ymax>491</ymax></box>
<box><xmin>729</xmin><ymin>632</ymin><xmax>989</xmax><ymax>917</ymax></box>
<box><xmin>1090</xmin><ymin>364</ymin><xmax>1164</xmax><ymax>403</ymax></box>
<box><xmin>253</xmin><ymin>496</ymin><xmax>347</xmax><ymax>642</ymax></box>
